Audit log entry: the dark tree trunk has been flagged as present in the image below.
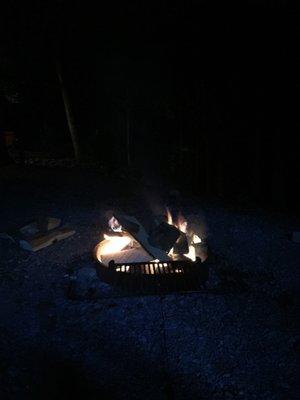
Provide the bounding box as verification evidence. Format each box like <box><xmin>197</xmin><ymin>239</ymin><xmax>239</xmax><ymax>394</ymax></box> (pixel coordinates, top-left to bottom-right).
<box><xmin>216</xmin><ymin>156</ymin><xmax>224</xmax><ymax>198</ymax></box>
<box><xmin>125</xmin><ymin>107</ymin><xmax>131</xmax><ymax>167</ymax></box>
<box><xmin>55</xmin><ymin>58</ymin><xmax>81</xmax><ymax>162</ymax></box>
<box><xmin>204</xmin><ymin>134</ymin><xmax>212</xmax><ymax>195</ymax></box>
<box><xmin>271</xmin><ymin>130</ymin><xmax>285</xmax><ymax>209</ymax></box>
<box><xmin>251</xmin><ymin>129</ymin><xmax>261</xmax><ymax>200</ymax></box>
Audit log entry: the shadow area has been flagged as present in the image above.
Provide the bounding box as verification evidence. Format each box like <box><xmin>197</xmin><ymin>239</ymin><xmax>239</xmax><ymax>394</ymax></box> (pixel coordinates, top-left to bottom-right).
<box><xmin>0</xmin><ymin>332</ymin><xmax>168</xmax><ymax>400</ymax></box>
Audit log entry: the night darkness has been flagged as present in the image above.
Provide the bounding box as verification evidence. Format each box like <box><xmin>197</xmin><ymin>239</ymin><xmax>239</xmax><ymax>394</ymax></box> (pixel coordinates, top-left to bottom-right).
<box><xmin>1</xmin><ymin>1</ymin><xmax>298</xmax><ymax>208</ymax></box>
<box><xmin>0</xmin><ymin>1</ymin><xmax>299</xmax><ymax>400</ymax></box>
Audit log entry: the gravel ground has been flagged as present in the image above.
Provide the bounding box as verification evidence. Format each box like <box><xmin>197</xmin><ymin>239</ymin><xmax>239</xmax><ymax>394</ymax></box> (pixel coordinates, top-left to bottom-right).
<box><xmin>0</xmin><ymin>165</ymin><xmax>299</xmax><ymax>400</ymax></box>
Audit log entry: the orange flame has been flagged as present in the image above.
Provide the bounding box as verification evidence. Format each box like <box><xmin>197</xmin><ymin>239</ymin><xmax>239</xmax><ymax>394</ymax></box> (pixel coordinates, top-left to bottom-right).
<box><xmin>177</xmin><ymin>211</ymin><xmax>187</xmax><ymax>233</ymax></box>
<box><xmin>166</xmin><ymin>208</ymin><xmax>202</xmax><ymax>262</ymax></box>
<box><xmin>166</xmin><ymin>208</ymin><xmax>187</xmax><ymax>233</ymax></box>
<box><xmin>166</xmin><ymin>208</ymin><xmax>173</xmax><ymax>225</ymax></box>
<box><xmin>96</xmin><ymin>234</ymin><xmax>131</xmax><ymax>259</ymax></box>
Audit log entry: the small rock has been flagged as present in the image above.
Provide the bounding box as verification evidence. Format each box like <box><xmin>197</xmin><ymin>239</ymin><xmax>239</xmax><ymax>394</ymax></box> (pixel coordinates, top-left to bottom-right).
<box><xmin>68</xmin><ymin>267</ymin><xmax>112</xmax><ymax>299</ymax></box>
<box><xmin>280</xmin><ymin>383</ymin><xmax>290</xmax><ymax>389</ymax></box>
<box><xmin>77</xmin><ymin>266</ymin><xmax>97</xmax><ymax>281</ymax></box>
<box><xmin>292</xmin><ymin>231</ymin><xmax>300</xmax><ymax>243</ymax></box>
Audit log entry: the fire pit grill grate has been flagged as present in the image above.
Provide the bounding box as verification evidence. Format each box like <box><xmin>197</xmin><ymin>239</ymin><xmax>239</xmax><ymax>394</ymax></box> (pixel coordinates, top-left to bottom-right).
<box><xmin>96</xmin><ymin>258</ymin><xmax>209</xmax><ymax>295</ymax></box>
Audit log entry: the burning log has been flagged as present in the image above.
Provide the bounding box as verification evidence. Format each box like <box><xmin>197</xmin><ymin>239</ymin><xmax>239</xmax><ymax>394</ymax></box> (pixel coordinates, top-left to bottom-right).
<box><xmin>112</xmin><ymin>213</ymin><xmax>140</xmax><ymax>234</ymax></box>
<box><xmin>173</xmin><ymin>232</ymin><xmax>189</xmax><ymax>255</ymax></box>
<box><xmin>193</xmin><ymin>239</ymin><xmax>209</xmax><ymax>263</ymax></box>
<box><xmin>103</xmin><ymin>213</ymin><xmax>170</xmax><ymax>262</ymax></box>
<box><xmin>94</xmin><ymin>207</ymin><xmax>211</xmax><ymax>294</ymax></box>
<box><xmin>149</xmin><ymin>222</ymin><xmax>181</xmax><ymax>252</ymax></box>
<box><xmin>97</xmin><ymin>208</ymin><xmax>208</xmax><ymax>268</ymax></box>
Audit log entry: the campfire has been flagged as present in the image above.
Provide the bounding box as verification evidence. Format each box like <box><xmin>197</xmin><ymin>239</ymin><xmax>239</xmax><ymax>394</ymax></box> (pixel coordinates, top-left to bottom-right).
<box><xmin>165</xmin><ymin>208</ymin><xmax>203</xmax><ymax>262</ymax></box>
<box><xmin>94</xmin><ymin>209</ymin><xmax>209</xmax><ymax>284</ymax></box>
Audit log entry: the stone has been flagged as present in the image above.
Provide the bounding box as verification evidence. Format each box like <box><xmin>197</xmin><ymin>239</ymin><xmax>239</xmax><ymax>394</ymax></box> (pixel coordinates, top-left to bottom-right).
<box><xmin>292</xmin><ymin>231</ymin><xmax>300</xmax><ymax>243</ymax></box>
<box><xmin>69</xmin><ymin>267</ymin><xmax>112</xmax><ymax>299</ymax></box>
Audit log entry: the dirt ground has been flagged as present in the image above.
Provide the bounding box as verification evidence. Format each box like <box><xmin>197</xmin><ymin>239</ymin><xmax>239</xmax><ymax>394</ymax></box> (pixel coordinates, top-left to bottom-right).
<box><xmin>0</xmin><ymin>165</ymin><xmax>299</xmax><ymax>400</ymax></box>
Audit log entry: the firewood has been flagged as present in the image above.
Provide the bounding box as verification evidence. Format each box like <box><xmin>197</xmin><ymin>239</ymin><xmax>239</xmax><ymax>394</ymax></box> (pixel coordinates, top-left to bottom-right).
<box><xmin>112</xmin><ymin>213</ymin><xmax>140</xmax><ymax>233</ymax></box>
<box><xmin>19</xmin><ymin>217</ymin><xmax>61</xmax><ymax>237</ymax></box>
<box><xmin>114</xmin><ymin>215</ymin><xmax>170</xmax><ymax>261</ymax></box>
<box><xmin>19</xmin><ymin>226</ymin><xmax>75</xmax><ymax>252</ymax></box>
<box><xmin>149</xmin><ymin>222</ymin><xmax>181</xmax><ymax>252</ymax></box>
<box><xmin>99</xmin><ymin>247</ymin><xmax>153</xmax><ymax>267</ymax></box>
<box><xmin>173</xmin><ymin>232</ymin><xmax>189</xmax><ymax>254</ymax></box>
<box><xmin>1</xmin><ymin>217</ymin><xmax>62</xmax><ymax>243</ymax></box>
<box><xmin>45</xmin><ymin>217</ymin><xmax>61</xmax><ymax>231</ymax></box>
<box><xmin>194</xmin><ymin>242</ymin><xmax>209</xmax><ymax>262</ymax></box>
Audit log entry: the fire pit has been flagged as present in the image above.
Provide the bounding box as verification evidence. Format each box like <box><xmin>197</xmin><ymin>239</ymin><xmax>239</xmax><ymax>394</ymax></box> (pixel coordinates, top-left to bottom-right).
<box><xmin>94</xmin><ymin>210</ymin><xmax>210</xmax><ymax>294</ymax></box>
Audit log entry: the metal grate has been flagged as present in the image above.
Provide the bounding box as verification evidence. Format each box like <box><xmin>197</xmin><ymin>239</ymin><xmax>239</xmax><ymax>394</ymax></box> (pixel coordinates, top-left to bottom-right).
<box><xmin>96</xmin><ymin>258</ymin><xmax>209</xmax><ymax>295</ymax></box>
